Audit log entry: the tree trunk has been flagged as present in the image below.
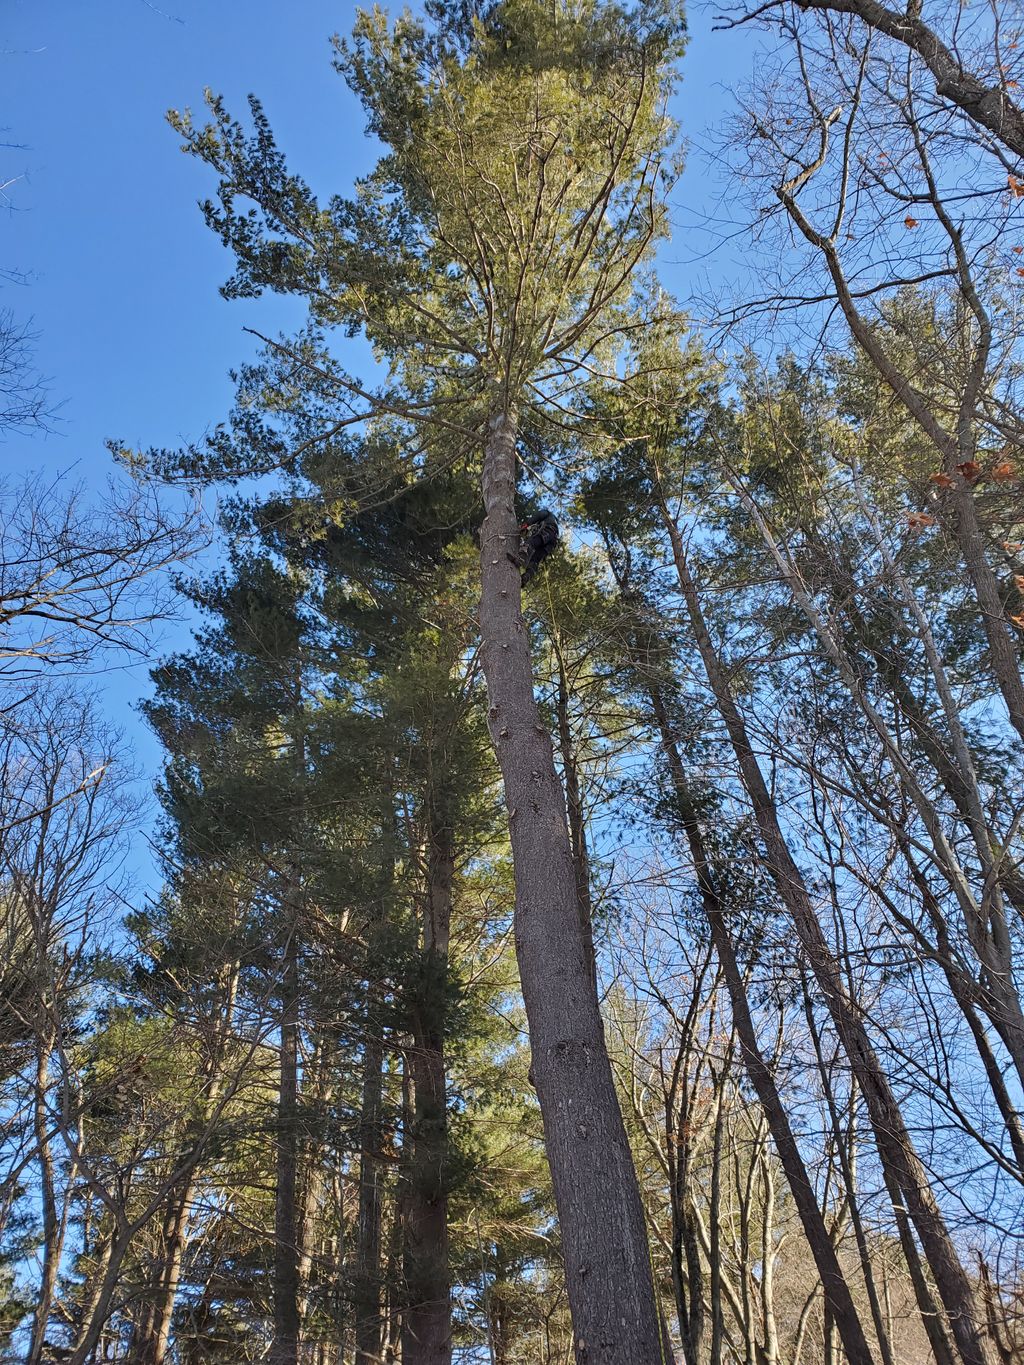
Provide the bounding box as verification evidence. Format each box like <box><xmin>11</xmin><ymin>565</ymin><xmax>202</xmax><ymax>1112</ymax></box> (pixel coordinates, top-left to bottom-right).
<box><xmin>271</xmin><ymin>927</ymin><xmax>301</xmax><ymax>1365</ymax></box>
<box><xmin>354</xmin><ymin>1030</ymin><xmax>385</xmax><ymax>1365</ymax></box>
<box><xmin>552</xmin><ymin>636</ymin><xmax>597</xmax><ymax>987</ymax></box>
<box><xmin>479</xmin><ymin>405</ymin><xmax>666</xmax><ymax>1365</ymax></box>
<box><xmin>789</xmin><ymin>0</ymin><xmax>1024</xmax><ymax>159</ymax></box>
<box><xmin>800</xmin><ymin>978</ymin><xmax>896</xmax><ymax>1365</ymax></box>
<box><xmin>69</xmin><ymin>1223</ymin><xmax>134</xmax><ymax>1365</ymax></box>
<box><xmin>758</xmin><ymin>1138</ymin><xmax>780</xmax><ymax>1365</ymax></box>
<box><xmin>28</xmin><ymin>1038</ymin><xmax>60</xmax><ymax>1365</ymax></box>
<box><xmin>708</xmin><ymin>1090</ymin><xmax>726</xmax><ymax>1365</ymax></box>
<box><xmin>130</xmin><ymin>1186</ymin><xmax>194</xmax><ymax>1365</ymax></box>
<box><xmin>355</xmin><ymin>790</ymin><xmax>398</xmax><ymax>1364</ymax></box>
<box><xmin>670</xmin><ymin>1085</ymin><xmax>705</xmax><ymax>1365</ymax></box>
<box><xmin>659</xmin><ymin>506</ymin><xmax>992</xmax><ymax>1365</ymax></box>
<box><xmin>880</xmin><ymin>1162</ymin><xmax>958</xmax><ymax>1365</ymax></box>
<box><xmin>646</xmin><ymin>682</ymin><xmax>876</xmax><ymax>1365</ymax></box>
<box><xmin>387</xmin><ymin>1067</ymin><xmax>412</xmax><ymax>1363</ymax></box>
<box><xmin>402</xmin><ymin>803</ymin><xmax>454</xmax><ymax>1365</ymax></box>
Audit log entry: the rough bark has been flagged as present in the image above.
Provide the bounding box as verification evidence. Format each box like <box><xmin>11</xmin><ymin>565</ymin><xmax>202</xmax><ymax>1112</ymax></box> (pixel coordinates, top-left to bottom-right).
<box><xmin>660</xmin><ymin>508</ymin><xmax>992</xmax><ymax>1365</ymax></box>
<box><xmin>402</xmin><ymin>805</ymin><xmax>454</xmax><ymax>1365</ymax></box>
<box><xmin>479</xmin><ymin>405</ymin><xmax>666</xmax><ymax>1365</ymax></box>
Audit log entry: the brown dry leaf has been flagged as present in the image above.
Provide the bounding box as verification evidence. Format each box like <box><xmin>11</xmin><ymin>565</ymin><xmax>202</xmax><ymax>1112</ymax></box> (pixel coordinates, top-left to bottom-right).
<box><xmin>930</xmin><ymin>472</ymin><xmax>955</xmax><ymax>488</ymax></box>
<box><xmin>957</xmin><ymin>460</ymin><xmax>982</xmax><ymax>482</ymax></box>
<box><xmin>993</xmin><ymin>461</ymin><xmax>1018</xmax><ymax>482</ymax></box>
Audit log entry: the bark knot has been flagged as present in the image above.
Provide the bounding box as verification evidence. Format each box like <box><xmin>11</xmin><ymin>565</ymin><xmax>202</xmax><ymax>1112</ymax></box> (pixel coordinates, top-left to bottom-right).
<box><xmin>551</xmin><ymin>1037</ymin><xmax>591</xmax><ymax>1069</ymax></box>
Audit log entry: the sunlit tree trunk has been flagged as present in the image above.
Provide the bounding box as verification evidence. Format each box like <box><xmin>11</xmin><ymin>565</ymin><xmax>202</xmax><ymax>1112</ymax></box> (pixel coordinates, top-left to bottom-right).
<box><xmin>479</xmin><ymin>404</ymin><xmax>666</xmax><ymax>1363</ymax></box>
<box><xmin>636</xmin><ymin>667</ymin><xmax>876</xmax><ymax>1365</ymax></box>
<box><xmin>657</xmin><ymin>499</ymin><xmax>991</xmax><ymax>1365</ymax></box>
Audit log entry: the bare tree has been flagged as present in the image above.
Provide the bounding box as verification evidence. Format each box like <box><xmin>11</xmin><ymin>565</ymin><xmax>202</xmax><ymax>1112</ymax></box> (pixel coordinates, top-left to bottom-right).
<box><xmin>720</xmin><ymin>0</ymin><xmax>1024</xmax><ymax>161</ymax></box>
<box><xmin>0</xmin><ymin>473</ymin><xmax>201</xmax><ymax>684</ymax></box>
<box><xmin>0</xmin><ymin>311</ymin><xmax>51</xmax><ymax>437</ymax></box>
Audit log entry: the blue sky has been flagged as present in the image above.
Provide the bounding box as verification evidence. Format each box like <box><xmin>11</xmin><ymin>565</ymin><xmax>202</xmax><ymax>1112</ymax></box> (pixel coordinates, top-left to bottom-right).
<box><xmin>3</xmin><ymin>0</ymin><xmax>762</xmax><ymax>887</ymax></box>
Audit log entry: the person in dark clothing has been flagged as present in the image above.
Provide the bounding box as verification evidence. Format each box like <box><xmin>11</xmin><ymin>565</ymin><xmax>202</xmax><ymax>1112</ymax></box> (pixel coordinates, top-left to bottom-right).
<box><xmin>511</xmin><ymin>508</ymin><xmax>559</xmax><ymax>587</ymax></box>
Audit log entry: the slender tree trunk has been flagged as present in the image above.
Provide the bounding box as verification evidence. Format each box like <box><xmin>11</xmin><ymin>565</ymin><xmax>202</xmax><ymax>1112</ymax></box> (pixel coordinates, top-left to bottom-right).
<box><xmin>402</xmin><ymin>803</ymin><xmax>454</xmax><ymax>1365</ymax></box>
<box><xmin>658</xmin><ymin>505</ymin><xmax>992</xmax><ymax>1365</ymax></box>
<box><xmin>876</xmin><ymin>653</ymin><xmax>1024</xmax><ymax>923</ymax></box>
<box><xmin>354</xmin><ymin>1031</ymin><xmax>385</xmax><ymax>1365</ymax></box>
<box><xmin>387</xmin><ymin>1066</ymin><xmax>412</xmax><ymax>1363</ymax></box>
<box><xmin>271</xmin><ymin>927</ymin><xmax>301</xmax><ymax>1365</ymax></box>
<box><xmin>479</xmin><ymin>405</ymin><xmax>666</xmax><ymax>1364</ymax></box>
<box><xmin>799</xmin><ymin>979</ymin><xmax>896</xmax><ymax>1365</ymax></box>
<box><xmin>752</xmin><ymin>499</ymin><xmax>1024</xmax><ymax>1093</ymax></box>
<box><xmin>28</xmin><ymin>1037</ymin><xmax>60</xmax><ymax>1365</ymax></box>
<box><xmin>784</xmin><ymin>212</ymin><xmax>1024</xmax><ymax>752</ymax></box>
<box><xmin>151</xmin><ymin>1195</ymin><xmax>192</xmax><ymax>1364</ymax></box>
<box><xmin>947</xmin><ymin>480</ymin><xmax>1024</xmax><ymax>750</ymax></box>
<box><xmin>880</xmin><ymin>1162</ymin><xmax>958</xmax><ymax>1365</ymax></box>
<box><xmin>130</xmin><ymin>967</ymin><xmax>237</xmax><ymax>1365</ymax></box>
<box><xmin>356</xmin><ymin>789</ymin><xmax>398</xmax><ymax>1364</ymax></box>
<box><xmin>131</xmin><ymin>1186</ymin><xmax>194</xmax><ymax>1365</ymax></box>
<box><xmin>69</xmin><ymin>1224</ymin><xmax>134</xmax><ymax>1365</ymax></box>
<box><xmin>758</xmin><ymin>1138</ymin><xmax>780</xmax><ymax>1365</ymax></box>
<box><xmin>552</xmin><ymin>636</ymin><xmax>597</xmax><ymax>987</ymax></box>
<box><xmin>273</xmin><ymin>692</ymin><xmax>307</xmax><ymax>1365</ymax></box>
<box><xmin>492</xmin><ymin>1295</ymin><xmax>511</xmax><ymax>1365</ymax></box>
<box><xmin>298</xmin><ymin>1143</ymin><xmax>325</xmax><ymax>1327</ymax></box>
<box><xmin>670</xmin><ymin>1086</ymin><xmax>705</xmax><ymax>1365</ymax></box>
<box><xmin>708</xmin><ymin>1090</ymin><xmax>726</xmax><ymax>1365</ymax></box>
<box><xmin>642</xmin><ymin>679</ymin><xmax>877</xmax><ymax>1365</ymax></box>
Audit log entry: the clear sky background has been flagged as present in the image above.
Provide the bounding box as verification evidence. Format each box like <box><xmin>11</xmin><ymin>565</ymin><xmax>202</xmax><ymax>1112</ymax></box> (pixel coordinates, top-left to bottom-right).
<box><xmin>3</xmin><ymin>0</ymin><xmax>762</xmax><ymax>887</ymax></box>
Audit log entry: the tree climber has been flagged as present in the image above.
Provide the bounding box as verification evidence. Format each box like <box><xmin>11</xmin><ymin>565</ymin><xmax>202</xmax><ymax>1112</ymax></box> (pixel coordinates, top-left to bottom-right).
<box><xmin>509</xmin><ymin>508</ymin><xmax>560</xmax><ymax>587</ymax></box>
